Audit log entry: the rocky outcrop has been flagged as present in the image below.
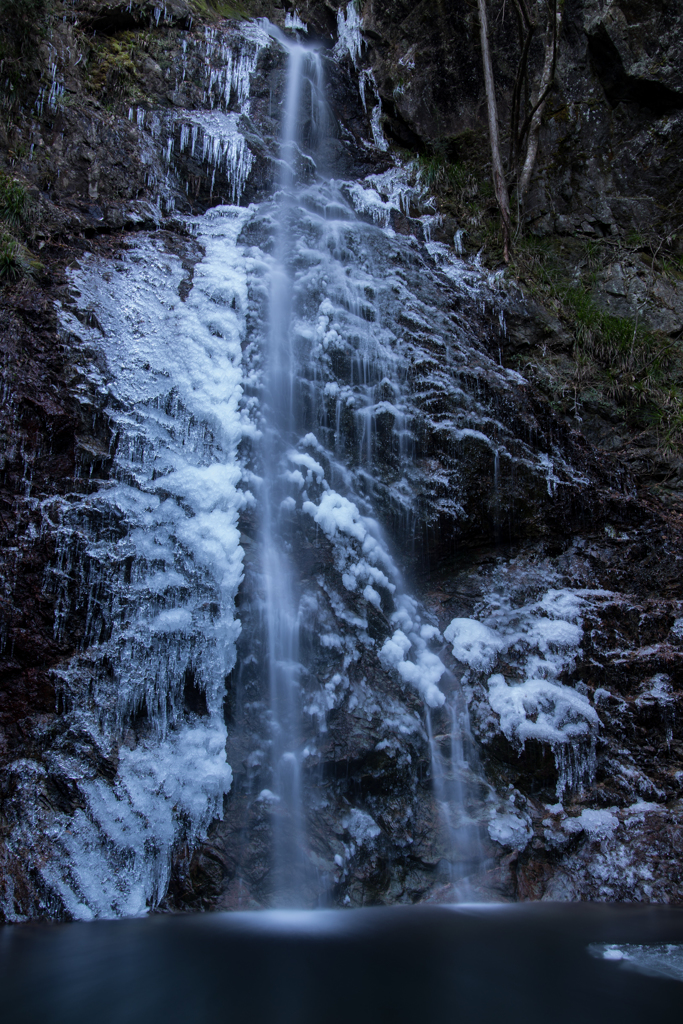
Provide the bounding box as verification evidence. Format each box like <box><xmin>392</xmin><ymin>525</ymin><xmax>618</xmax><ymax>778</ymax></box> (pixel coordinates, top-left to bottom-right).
<box><xmin>422</xmin><ymin>525</ymin><xmax>683</xmax><ymax>903</ymax></box>
<box><xmin>342</xmin><ymin>0</ymin><xmax>683</xmax><ymax>507</ymax></box>
<box><xmin>332</xmin><ymin>0</ymin><xmax>683</xmax><ymax>242</ymax></box>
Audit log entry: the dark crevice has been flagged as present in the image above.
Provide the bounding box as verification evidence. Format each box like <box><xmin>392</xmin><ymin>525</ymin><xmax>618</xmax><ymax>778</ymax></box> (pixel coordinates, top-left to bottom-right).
<box><xmin>83</xmin><ymin>2</ymin><xmax>194</xmax><ymax>35</ymax></box>
<box><xmin>184</xmin><ymin>667</ymin><xmax>209</xmax><ymax>717</ymax></box>
<box><xmin>587</xmin><ymin>24</ymin><xmax>683</xmax><ymax>113</ymax></box>
<box><xmin>376</xmin><ymin>94</ymin><xmax>427</xmax><ymax>152</ymax></box>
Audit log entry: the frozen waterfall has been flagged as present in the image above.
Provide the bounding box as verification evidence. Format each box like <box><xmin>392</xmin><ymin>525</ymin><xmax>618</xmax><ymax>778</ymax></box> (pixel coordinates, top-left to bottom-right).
<box><xmin>0</xmin><ymin>13</ymin><xmax>603</xmax><ymax>920</ymax></box>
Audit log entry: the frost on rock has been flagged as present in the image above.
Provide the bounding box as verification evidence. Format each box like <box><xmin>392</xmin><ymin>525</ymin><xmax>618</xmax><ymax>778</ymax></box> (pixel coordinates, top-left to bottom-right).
<box><xmin>13</xmin><ymin>206</ymin><xmax>252</xmax><ymax>920</ymax></box>
<box><xmin>300</xmin><ymin>486</ymin><xmax>445</xmax><ymax>708</ymax></box>
<box><xmin>487</xmin><ymin>675</ymin><xmax>598</xmax><ymax>749</ymax></box>
<box><xmin>562</xmin><ymin>808</ymin><xmax>619</xmax><ymax>842</ymax></box>
<box><xmin>303</xmin><ymin>491</ymin><xmax>397</xmax><ymax>602</ymax></box>
<box><xmin>488</xmin><ymin>810</ymin><xmax>532</xmax><ymax>850</ymax></box>
<box><xmin>540</xmin><ymin>800</ymin><xmax>676</xmax><ymax>902</ymax></box>
<box><xmin>379</xmin><ymin>625</ymin><xmax>446</xmax><ymax>708</ymax></box>
<box><xmin>446</xmin><ymin>588</ymin><xmax>606</xmax><ymax>796</ymax></box>
<box><xmin>444</xmin><ymin>618</ymin><xmax>503</xmax><ymax>673</ymax></box>
<box><xmin>377</xmin><ymin>596</ymin><xmax>446</xmax><ymax>708</ymax></box>
<box><xmin>343</xmin><ymin>808</ymin><xmax>381</xmax><ymax>846</ymax></box>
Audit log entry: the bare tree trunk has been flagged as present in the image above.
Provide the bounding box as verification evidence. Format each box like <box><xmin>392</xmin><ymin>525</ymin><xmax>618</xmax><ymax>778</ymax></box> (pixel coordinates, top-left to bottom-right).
<box><xmin>518</xmin><ymin>1</ymin><xmax>561</xmax><ymax>198</ymax></box>
<box><xmin>509</xmin><ymin>0</ymin><xmax>535</xmax><ymax>170</ymax></box>
<box><xmin>477</xmin><ymin>0</ymin><xmax>513</xmax><ymax>261</ymax></box>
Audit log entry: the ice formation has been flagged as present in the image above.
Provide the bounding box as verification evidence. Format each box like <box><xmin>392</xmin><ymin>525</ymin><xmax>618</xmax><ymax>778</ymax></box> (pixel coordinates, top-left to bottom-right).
<box><xmin>343</xmin><ymin>809</ymin><xmax>382</xmax><ymax>846</ymax></box>
<box><xmin>176</xmin><ymin>111</ymin><xmax>254</xmax><ymax>202</ymax></box>
<box><xmin>24</xmin><ymin>206</ymin><xmax>252</xmax><ymax>918</ymax></box>
<box><xmin>589</xmin><ymin>943</ymin><xmax>683</xmax><ymax>983</ymax></box>
<box><xmin>284</xmin><ymin>10</ymin><xmax>308</xmax><ymax>33</ymax></box>
<box><xmin>127</xmin><ymin>21</ymin><xmax>270</xmax><ymax>210</ymax></box>
<box><xmin>333</xmin><ymin>2</ymin><xmax>364</xmax><ymax>66</ymax></box>
<box><xmin>379</xmin><ymin>605</ymin><xmax>447</xmax><ymax>709</ymax></box>
<box><xmin>445</xmin><ymin>589</ymin><xmax>606</xmax><ymax>796</ymax></box>
<box><xmin>488</xmin><ymin>810</ymin><xmax>533</xmax><ymax>849</ymax></box>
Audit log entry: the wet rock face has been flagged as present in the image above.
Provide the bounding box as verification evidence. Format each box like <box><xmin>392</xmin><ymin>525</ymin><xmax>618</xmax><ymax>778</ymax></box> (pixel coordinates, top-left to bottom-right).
<box><xmin>0</xmin><ymin>0</ymin><xmax>682</xmax><ymax>920</ymax></box>
<box><xmin>532</xmin><ymin>0</ymin><xmax>683</xmax><ymax>243</ymax></box>
<box><xmin>348</xmin><ymin>0</ymin><xmax>683</xmax><ymax>245</ymax></box>
<box><xmin>419</xmin><ymin>522</ymin><xmax>683</xmax><ymax>903</ymax></box>
<box><xmin>0</xmin><ymin>267</ymin><xmax>121</xmax><ymax>916</ymax></box>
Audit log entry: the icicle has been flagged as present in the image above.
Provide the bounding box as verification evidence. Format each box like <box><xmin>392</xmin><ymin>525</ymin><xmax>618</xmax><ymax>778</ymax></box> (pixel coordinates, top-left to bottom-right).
<box><xmin>334</xmin><ymin>2</ymin><xmax>364</xmax><ymax>66</ymax></box>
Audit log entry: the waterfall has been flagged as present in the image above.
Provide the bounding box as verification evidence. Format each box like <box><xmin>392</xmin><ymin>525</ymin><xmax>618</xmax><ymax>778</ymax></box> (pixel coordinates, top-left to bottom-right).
<box><xmin>426</xmin><ymin>695</ymin><xmax>486</xmax><ymax>897</ymax></box>
<box><xmin>258</xmin><ymin>33</ymin><xmax>329</xmax><ymax>904</ymax></box>
<box><xmin>0</xmin><ymin>14</ymin><xmax>602</xmax><ymax>921</ymax></box>
<box><xmin>229</xmin><ymin>28</ymin><xmax>489</xmax><ymax>907</ymax></box>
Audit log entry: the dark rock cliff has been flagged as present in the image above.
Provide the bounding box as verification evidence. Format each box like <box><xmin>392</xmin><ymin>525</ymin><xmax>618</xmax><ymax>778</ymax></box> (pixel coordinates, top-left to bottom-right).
<box><xmin>0</xmin><ymin>0</ymin><xmax>682</xmax><ymax>918</ymax></box>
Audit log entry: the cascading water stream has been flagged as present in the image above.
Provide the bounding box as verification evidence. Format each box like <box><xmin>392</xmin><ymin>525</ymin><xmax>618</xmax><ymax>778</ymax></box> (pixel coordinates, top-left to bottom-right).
<box><xmin>258</xmin><ymin>33</ymin><xmax>330</xmax><ymax>903</ymax></box>
<box><xmin>240</xmin><ymin>28</ymin><xmax>488</xmax><ymax>905</ymax></box>
<box><xmin>426</xmin><ymin>695</ymin><xmax>487</xmax><ymax>897</ymax></box>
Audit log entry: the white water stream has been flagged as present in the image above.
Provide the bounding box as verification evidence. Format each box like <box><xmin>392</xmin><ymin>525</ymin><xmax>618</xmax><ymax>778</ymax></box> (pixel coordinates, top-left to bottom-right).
<box><xmin>258</xmin><ymin>32</ymin><xmax>329</xmax><ymax>902</ymax></box>
<box><xmin>240</xmin><ymin>29</ymin><xmax>487</xmax><ymax>903</ymax></box>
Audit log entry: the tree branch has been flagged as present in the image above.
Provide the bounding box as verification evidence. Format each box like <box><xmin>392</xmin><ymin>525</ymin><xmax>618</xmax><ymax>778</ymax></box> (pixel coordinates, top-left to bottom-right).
<box><xmin>477</xmin><ymin>0</ymin><xmax>513</xmax><ymax>261</ymax></box>
<box><xmin>509</xmin><ymin>2</ymin><xmax>535</xmax><ymax>169</ymax></box>
<box><xmin>518</xmin><ymin>0</ymin><xmax>561</xmax><ymax>198</ymax></box>
<box><xmin>518</xmin><ymin>0</ymin><xmax>561</xmax><ymax>155</ymax></box>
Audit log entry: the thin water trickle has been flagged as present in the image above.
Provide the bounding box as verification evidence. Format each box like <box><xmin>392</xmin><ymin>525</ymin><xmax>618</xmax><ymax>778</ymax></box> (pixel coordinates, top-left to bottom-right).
<box><xmin>426</xmin><ymin>693</ymin><xmax>486</xmax><ymax>898</ymax></box>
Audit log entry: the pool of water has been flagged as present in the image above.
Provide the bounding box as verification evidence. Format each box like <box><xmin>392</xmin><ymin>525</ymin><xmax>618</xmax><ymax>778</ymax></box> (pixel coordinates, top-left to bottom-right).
<box><xmin>2</xmin><ymin>903</ymin><xmax>682</xmax><ymax>1023</ymax></box>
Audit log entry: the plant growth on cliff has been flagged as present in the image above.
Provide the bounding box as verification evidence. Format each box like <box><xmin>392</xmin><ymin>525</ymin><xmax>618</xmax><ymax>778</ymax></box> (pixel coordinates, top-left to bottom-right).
<box><xmin>0</xmin><ymin>170</ymin><xmax>37</xmax><ymax>279</ymax></box>
<box><xmin>0</xmin><ymin>170</ymin><xmax>28</xmax><ymax>226</ymax></box>
<box><xmin>509</xmin><ymin>233</ymin><xmax>683</xmax><ymax>457</ymax></box>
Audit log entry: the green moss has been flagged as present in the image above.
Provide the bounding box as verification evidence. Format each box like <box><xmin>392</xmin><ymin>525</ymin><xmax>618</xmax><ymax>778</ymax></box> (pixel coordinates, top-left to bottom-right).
<box><xmin>87</xmin><ymin>33</ymin><xmax>141</xmax><ymax>96</ymax></box>
<box><xmin>187</xmin><ymin>0</ymin><xmax>253</xmax><ymax>19</ymax></box>
<box><xmin>507</xmin><ymin>233</ymin><xmax>683</xmax><ymax>453</ymax></box>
